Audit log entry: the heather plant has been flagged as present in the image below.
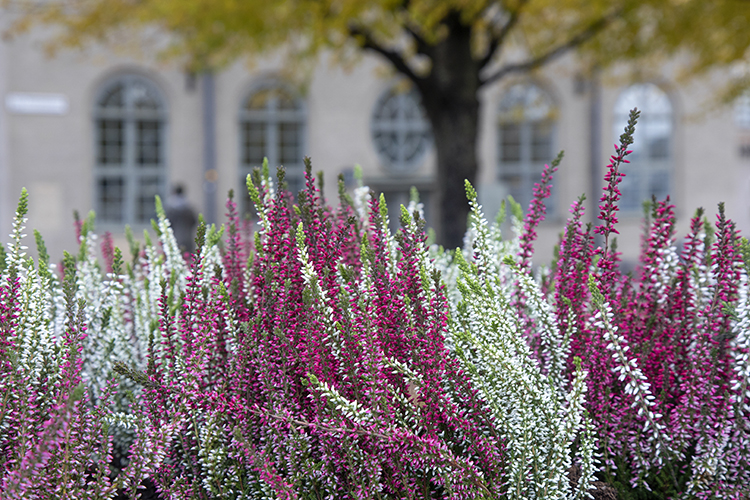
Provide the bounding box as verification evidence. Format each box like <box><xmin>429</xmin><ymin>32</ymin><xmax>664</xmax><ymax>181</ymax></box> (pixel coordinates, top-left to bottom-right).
<box><xmin>3</xmin><ymin>109</ymin><xmax>750</xmax><ymax>500</ymax></box>
<box><xmin>0</xmin><ymin>185</ymin><xmax>227</xmax><ymax>498</ymax></box>
<box><xmin>112</xmin><ymin>162</ymin><xmax>514</xmax><ymax>499</ymax></box>
<box><xmin>0</xmin><ymin>190</ymin><xmax>149</xmax><ymax>498</ymax></box>
<box><xmin>432</xmin><ymin>176</ymin><xmax>598</xmax><ymax>499</ymax></box>
<box><xmin>103</xmin><ymin>157</ymin><xmax>598</xmax><ymax>499</ymax></box>
<box><xmin>565</xmin><ymin>111</ymin><xmax>750</xmax><ymax>499</ymax></box>
<box><xmin>429</xmin><ymin>109</ymin><xmax>750</xmax><ymax>499</ymax></box>
<box><xmin>537</xmin><ymin>110</ymin><xmax>748</xmax><ymax>498</ymax></box>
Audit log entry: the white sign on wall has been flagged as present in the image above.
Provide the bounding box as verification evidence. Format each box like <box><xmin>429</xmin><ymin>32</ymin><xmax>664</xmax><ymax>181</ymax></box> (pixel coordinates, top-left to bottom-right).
<box><xmin>5</xmin><ymin>92</ymin><xmax>69</xmax><ymax>115</ymax></box>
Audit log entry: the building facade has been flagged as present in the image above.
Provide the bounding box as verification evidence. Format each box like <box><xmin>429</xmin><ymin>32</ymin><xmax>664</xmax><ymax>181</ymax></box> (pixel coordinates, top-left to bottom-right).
<box><xmin>1</xmin><ymin>26</ymin><xmax>749</xmax><ymax>264</ymax></box>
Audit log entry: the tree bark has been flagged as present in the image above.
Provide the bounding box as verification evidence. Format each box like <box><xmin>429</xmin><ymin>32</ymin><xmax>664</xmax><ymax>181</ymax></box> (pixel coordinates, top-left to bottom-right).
<box><xmin>420</xmin><ymin>90</ymin><xmax>480</xmax><ymax>249</ymax></box>
<box><xmin>413</xmin><ymin>16</ymin><xmax>482</xmax><ymax>250</ymax></box>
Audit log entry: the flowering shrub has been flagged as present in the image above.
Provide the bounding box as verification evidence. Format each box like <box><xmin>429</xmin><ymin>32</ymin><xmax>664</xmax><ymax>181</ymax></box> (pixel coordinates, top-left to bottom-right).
<box><xmin>437</xmin><ymin>109</ymin><xmax>750</xmax><ymax>498</ymax></box>
<box><xmin>512</xmin><ymin>109</ymin><xmax>747</xmax><ymax>498</ymax></box>
<box><xmin>0</xmin><ymin>191</ymin><xmax>146</xmax><ymax>498</ymax></box>
<box><xmin>0</xmin><ymin>110</ymin><xmax>749</xmax><ymax>499</ymax></box>
<box><xmin>550</xmin><ymin>110</ymin><xmax>750</xmax><ymax>499</ymax></box>
<box><xmin>113</xmin><ymin>166</ymin><xmax>514</xmax><ymax>499</ymax></box>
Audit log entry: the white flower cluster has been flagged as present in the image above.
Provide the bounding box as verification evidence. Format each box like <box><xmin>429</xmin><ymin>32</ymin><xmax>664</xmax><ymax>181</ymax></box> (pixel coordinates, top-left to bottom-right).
<box><xmin>437</xmin><ymin>182</ymin><xmax>597</xmax><ymax>500</ymax></box>
<box><xmin>589</xmin><ymin>299</ymin><xmax>669</xmax><ymax>473</ymax></box>
<box><xmin>0</xmin><ymin>187</ymin><xmax>239</xmax><ymax>487</ymax></box>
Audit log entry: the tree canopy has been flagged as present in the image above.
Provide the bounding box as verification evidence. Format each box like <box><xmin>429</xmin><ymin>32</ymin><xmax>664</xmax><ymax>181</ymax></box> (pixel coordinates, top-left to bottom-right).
<box><xmin>6</xmin><ymin>0</ymin><xmax>750</xmax><ymax>247</ymax></box>
<box><xmin>11</xmin><ymin>0</ymin><xmax>750</xmax><ymax>85</ymax></box>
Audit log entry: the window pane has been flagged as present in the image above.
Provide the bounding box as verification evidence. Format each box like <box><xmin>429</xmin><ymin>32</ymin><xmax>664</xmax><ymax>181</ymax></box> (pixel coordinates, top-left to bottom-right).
<box><xmin>403</xmin><ymin>131</ymin><xmax>429</xmax><ymax>164</ymax></box>
<box><xmin>136</xmin><ymin>176</ymin><xmax>161</xmax><ymax>223</ymax></box>
<box><xmin>137</xmin><ymin>120</ymin><xmax>162</xmax><ymax>165</ymax></box>
<box><xmin>531</xmin><ymin>121</ymin><xmax>552</xmax><ymax>161</ymax></box>
<box><xmin>506</xmin><ymin>173</ymin><xmax>531</xmax><ymax>211</ymax></box>
<box><xmin>95</xmin><ymin>76</ymin><xmax>166</xmax><ymax>224</ymax></box>
<box><xmin>500</xmin><ymin>173</ymin><xmax>523</xmax><ymax>191</ymax></box>
<box><xmin>613</xmin><ymin>83</ymin><xmax>673</xmax><ymax>211</ymax></box>
<box><xmin>500</xmin><ymin>124</ymin><xmax>521</xmax><ymax>162</ymax></box>
<box><xmin>97</xmin><ymin>119</ymin><xmax>124</xmax><ymax>165</ymax></box>
<box><xmin>373</xmin><ymin>93</ymin><xmax>400</xmax><ymax>121</ymax></box>
<box><xmin>497</xmin><ymin>84</ymin><xmax>557</xmax><ymax>216</ymax></box>
<box><xmin>241</xmin><ymin>83</ymin><xmax>306</xmax><ymax>193</ymax></box>
<box><xmin>373</xmin><ymin>131</ymin><xmax>400</xmax><ymax>164</ymax></box>
<box><xmin>647</xmin><ymin>136</ymin><xmax>669</xmax><ymax>159</ymax></box>
<box><xmin>99</xmin><ymin>84</ymin><xmax>125</xmax><ymax>109</ymax></box>
<box><xmin>98</xmin><ymin>177</ymin><xmax>125</xmax><ymax>222</ymax></box>
<box><xmin>130</xmin><ymin>82</ymin><xmax>161</xmax><ymax>111</ymax></box>
<box><xmin>618</xmin><ymin>172</ymin><xmax>641</xmax><ymax>213</ymax></box>
<box><xmin>242</xmin><ymin>122</ymin><xmax>266</xmax><ymax>165</ymax></box>
<box><xmin>279</xmin><ymin>122</ymin><xmax>301</xmax><ymax>164</ymax></box>
<box><xmin>285</xmin><ymin>170</ymin><xmax>305</xmax><ymax>195</ymax></box>
<box><xmin>276</xmin><ymin>88</ymin><xmax>298</xmax><ymax>110</ymax></box>
<box><xmin>371</xmin><ymin>87</ymin><xmax>432</xmax><ymax>172</ymax></box>
<box><xmin>649</xmin><ymin>170</ymin><xmax>669</xmax><ymax>200</ymax></box>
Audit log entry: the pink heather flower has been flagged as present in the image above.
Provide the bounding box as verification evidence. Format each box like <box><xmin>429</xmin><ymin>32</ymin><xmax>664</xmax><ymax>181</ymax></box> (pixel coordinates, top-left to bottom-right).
<box><xmin>518</xmin><ymin>152</ymin><xmax>562</xmax><ymax>269</ymax></box>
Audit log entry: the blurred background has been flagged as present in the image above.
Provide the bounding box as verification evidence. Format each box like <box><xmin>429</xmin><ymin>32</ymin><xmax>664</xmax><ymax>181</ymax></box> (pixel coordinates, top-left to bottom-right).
<box><xmin>1</xmin><ymin>0</ymin><xmax>749</xmax><ymax>264</ymax></box>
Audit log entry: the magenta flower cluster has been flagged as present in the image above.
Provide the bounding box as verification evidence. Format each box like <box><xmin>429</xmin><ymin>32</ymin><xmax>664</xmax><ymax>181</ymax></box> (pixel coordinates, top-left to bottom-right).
<box><xmin>544</xmin><ymin>110</ymin><xmax>750</xmax><ymax>497</ymax></box>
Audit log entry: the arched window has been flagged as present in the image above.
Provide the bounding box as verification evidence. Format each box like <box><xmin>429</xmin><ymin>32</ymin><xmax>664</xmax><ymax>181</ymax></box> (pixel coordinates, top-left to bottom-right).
<box><xmin>239</xmin><ymin>81</ymin><xmax>306</xmax><ymax>203</ymax></box>
<box><xmin>497</xmin><ymin>83</ymin><xmax>557</xmax><ymax>215</ymax></box>
<box><xmin>613</xmin><ymin>83</ymin><xmax>673</xmax><ymax>212</ymax></box>
<box><xmin>94</xmin><ymin>75</ymin><xmax>167</xmax><ymax>224</ymax></box>
<box><xmin>371</xmin><ymin>84</ymin><xmax>432</xmax><ymax>174</ymax></box>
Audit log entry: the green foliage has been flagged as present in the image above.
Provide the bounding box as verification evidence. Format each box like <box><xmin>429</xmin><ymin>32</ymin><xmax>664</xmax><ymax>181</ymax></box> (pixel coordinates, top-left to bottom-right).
<box><xmin>11</xmin><ymin>0</ymin><xmax>750</xmax><ymax>96</ymax></box>
<box><xmin>507</xmin><ymin>195</ymin><xmax>524</xmax><ymax>224</ymax></box>
<box><xmin>33</xmin><ymin>230</ymin><xmax>50</xmax><ymax>279</ymax></box>
<box><xmin>16</xmin><ymin>188</ymin><xmax>29</xmax><ymax>218</ymax></box>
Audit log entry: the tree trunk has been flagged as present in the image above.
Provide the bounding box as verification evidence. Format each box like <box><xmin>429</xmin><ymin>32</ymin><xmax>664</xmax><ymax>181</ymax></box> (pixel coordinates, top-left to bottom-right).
<box><xmin>421</xmin><ymin>91</ymin><xmax>480</xmax><ymax>249</ymax></box>
<box><xmin>414</xmin><ymin>17</ymin><xmax>483</xmax><ymax>250</ymax></box>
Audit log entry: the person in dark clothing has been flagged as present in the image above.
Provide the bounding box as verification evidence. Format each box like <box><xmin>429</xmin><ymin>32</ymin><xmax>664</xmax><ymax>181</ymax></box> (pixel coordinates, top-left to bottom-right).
<box><xmin>164</xmin><ymin>184</ymin><xmax>198</xmax><ymax>254</ymax></box>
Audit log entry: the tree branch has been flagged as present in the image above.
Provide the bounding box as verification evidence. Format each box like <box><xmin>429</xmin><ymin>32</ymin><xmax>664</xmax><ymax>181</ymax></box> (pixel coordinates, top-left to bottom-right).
<box><xmin>480</xmin><ymin>8</ymin><xmax>623</xmax><ymax>87</ymax></box>
<box><xmin>479</xmin><ymin>0</ymin><xmax>530</xmax><ymax>70</ymax></box>
<box><xmin>403</xmin><ymin>23</ymin><xmax>433</xmax><ymax>59</ymax></box>
<box><xmin>349</xmin><ymin>24</ymin><xmax>425</xmax><ymax>85</ymax></box>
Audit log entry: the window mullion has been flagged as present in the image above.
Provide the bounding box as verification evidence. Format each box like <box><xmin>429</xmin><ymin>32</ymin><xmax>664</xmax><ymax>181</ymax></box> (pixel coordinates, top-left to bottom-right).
<box><xmin>159</xmin><ymin>117</ymin><xmax>167</xmax><ymax>209</ymax></box>
<box><xmin>125</xmin><ymin>116</ymin><xmax>137</xmax><ymax>224</ymax></box>
<box><xmin>267</xmin><ymin>111</ymin><xmax>279</xmax><ymax>170</ymax></box>
<box><xmin>521</xmin><ymin>122</ymin><xmax>532</xmax><ymax>206</ymax></box>
<box><xmin>396</xmin><ymin>93</ymin><xmax>407</xmax><ymax>168</ymax></box>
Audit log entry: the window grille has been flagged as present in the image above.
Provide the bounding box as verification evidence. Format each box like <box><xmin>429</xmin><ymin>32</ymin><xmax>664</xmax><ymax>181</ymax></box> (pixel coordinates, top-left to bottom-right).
<box><xmin>371</xmin><ymin>85</ymin><xmax>432</xmax><ymax>173</ymax></box>
<box><xmin>497</xmin><ymin>83</ymin><xmax>557</xmax><ymax>215</ymax></box>
<box><xmin>613</xmin><ymin>83</ymin><xmax>673</xmax><ymax>213</ymax></box>
<box><xmin>239</xmin><ymin>81</ymin><xmax>306</xmax><ymax>211</ymax></box>
<box><xmin>94</xmin><ymin>75</ymin><xmax>167</xmax><ymax>224</ymax></box>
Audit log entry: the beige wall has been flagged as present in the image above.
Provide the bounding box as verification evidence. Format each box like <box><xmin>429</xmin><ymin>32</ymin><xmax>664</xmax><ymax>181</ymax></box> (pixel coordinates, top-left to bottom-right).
<box><xmin>2</xmin><ymin>27</ymin><xmax>749</xmax><ymax>266</ymax></box>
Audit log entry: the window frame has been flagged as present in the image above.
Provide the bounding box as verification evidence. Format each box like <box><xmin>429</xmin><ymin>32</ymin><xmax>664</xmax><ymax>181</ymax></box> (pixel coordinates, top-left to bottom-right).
<box><xmin>612</xmin><ymin>83</ymin><xmax>674</xmax><ymax>215</ymax></box>
<box><xmin>370</xmin><ymin>84</ymin><xmax>433</xmax><ymax>175</ymax></box>
<box><xmin>496</xmin><ymin>82</ymin><xmax>558</xmax><ymax>217</ymax></box>
<box><xmin>238</xmin><ymin>79</ymin><xmax>307</xmax><ymax>209</ymax></box>
<box><xmin>93</xmin><ymin>73</ymin><xmax>168</xmax><ymax>226</ymax></box>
